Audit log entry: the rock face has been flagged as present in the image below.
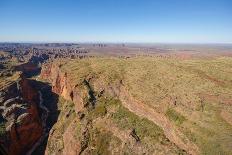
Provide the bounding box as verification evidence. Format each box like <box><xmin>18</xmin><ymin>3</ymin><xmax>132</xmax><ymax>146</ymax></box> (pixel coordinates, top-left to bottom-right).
<box><xmin>41</xmin><ymin>64</ymin><xmax>101</xmax><ymax>155</ymax></box>
<box><xmin>40</xmin><ymin>61</ymin><xmax>199</xmax><ymax>155</ymax></box>
<box><xmin>41</xmin><ymin>63</ymin><xmax>86</xmax><ymax>113</ymax></box>
<box><xmin>62</xmin><ymin>119</ymin><xmax>81</xmax><ymax>155</ymax></box>
<box><xmin>0</xmin><ymin>75</ymin><xmax>43</xmax><ymax>155</ymax></box>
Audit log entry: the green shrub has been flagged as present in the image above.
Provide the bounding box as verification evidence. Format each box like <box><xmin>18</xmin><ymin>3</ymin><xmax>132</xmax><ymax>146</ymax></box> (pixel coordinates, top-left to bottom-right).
<box><xmin>166</xmin><ymin>108</ymin><xmax>186</xmax><ymax>125</ymax></box>
<box><xmin>91</xmin><ymin>104</ymin><xmax>107</xmax><ymax>118</ymax></box>
<box><xmin>87</xmin><ymin>127</ymin><xmax>122</xmax><ymax>155</ymax></box>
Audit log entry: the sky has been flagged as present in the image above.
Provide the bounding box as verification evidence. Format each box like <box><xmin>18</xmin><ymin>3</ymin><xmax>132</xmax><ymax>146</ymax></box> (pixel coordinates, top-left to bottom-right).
<box><xmin>0</xmin><ymin>0</ymin><xmax>231</xmax><ymax>43</ymax></box>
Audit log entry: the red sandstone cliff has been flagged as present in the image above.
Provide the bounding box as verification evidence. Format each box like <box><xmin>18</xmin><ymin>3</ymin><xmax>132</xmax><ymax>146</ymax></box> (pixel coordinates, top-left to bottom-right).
<box><xmin>0</xmin><ymin>75</ymin><xmax>43</xmax><ymax>155</ymax></box>
<box><xmin>41</xmin><ymin>63</ymin><xmax>87</xmax><ymax>113</ymax></box>
<box><xmin>40</xmin><ymin>62</ymin><xmax>199</xmax><ymax>155</ymax></box>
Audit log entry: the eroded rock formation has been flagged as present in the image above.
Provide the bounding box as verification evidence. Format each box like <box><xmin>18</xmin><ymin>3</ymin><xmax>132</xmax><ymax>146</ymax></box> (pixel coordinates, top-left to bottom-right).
<box><xmin>40</xmin><ymin>62</ymin><xmax>198</xmax><ymax>155</ymax></box>
<box><xmin>41</xmin><ymin>63</ymin><xmax>87</xmax><ymax>113</ymax></box>
<box><xmin>0</xmin><ymin>75</ymin><xmax>43</xmax><ymax>155</ymax></box>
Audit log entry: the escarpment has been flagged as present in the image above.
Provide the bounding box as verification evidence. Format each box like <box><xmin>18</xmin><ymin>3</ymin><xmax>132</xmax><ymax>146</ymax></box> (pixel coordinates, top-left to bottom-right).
<box><xmin>1</xmin><ymin>43</ymin><xmax>232</xmax><ymax>155</ymax></box>
<box><xmin>41</xmin><ymin>63</ymin><xmax>88</xmax><ymax>113</ymax></box>
<box><xmin>41</xmin><ymin>61</ymin><xmax>198</xmax><ymax>155</ymax></box>
<box><xmin>0</xmin><ymin>74</ymin><xmax>43</xmax><ymax>155</ymax></box>
<box><xmin>41</xmin><ymin>57</ymin><xmax>232</xmax><ymax>155</ymax></box>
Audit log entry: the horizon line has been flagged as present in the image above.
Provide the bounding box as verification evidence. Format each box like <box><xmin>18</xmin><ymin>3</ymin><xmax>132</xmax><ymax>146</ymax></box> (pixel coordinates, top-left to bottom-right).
<box><xmin>0</xmin><ymin>41</ymin><xmax>232</xmax><ymax>45</ymax></box>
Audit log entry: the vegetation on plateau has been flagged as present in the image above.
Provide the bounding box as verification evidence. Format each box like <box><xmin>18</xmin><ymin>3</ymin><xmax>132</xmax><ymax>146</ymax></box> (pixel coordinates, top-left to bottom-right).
<box><xmin>45</xmin><ymin>56</ymin><xmax>232</xmax><ymax>155</ymax></box>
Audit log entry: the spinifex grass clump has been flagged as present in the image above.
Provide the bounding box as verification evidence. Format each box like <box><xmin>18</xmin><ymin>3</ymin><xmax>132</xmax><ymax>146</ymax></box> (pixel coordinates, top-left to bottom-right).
<box><xmin>166</xmin><ymin>108</ymin><xmax>186</xmax><ymax>125</ymax></box>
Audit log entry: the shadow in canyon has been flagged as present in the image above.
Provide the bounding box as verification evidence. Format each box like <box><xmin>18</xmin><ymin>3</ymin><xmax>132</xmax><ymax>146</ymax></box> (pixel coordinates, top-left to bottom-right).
<box><xmin>14</xmin><ymin>60</ymin><xmax>60</xmax><ymax>154</ymax></box>
<box><xmin>14</xmin><ymin>62</ymin><xmax>41</xmax><ymax>78</ymax></box>
<box><xmin>29</xmin><ymin>80</ymin><xmax>60</xmax><ymax>155</ymax></box>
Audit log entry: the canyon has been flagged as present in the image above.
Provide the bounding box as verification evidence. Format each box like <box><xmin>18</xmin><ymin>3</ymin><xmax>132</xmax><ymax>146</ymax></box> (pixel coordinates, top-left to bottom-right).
<box><xmin>0</xmin><ymin>43</ymin><xmax>232</xmax><ymax>155</ymax></box>
<box><xmin>0</xmin><ymin>75</ymin><xmax>43</xmax><ymax>155</ymax></box>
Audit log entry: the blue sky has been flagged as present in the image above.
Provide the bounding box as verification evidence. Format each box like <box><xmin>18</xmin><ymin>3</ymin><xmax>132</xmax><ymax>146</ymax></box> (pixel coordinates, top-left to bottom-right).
<box><xmin>0</xmin><ymin>0</ymin><xmax>231</xmax><ymax>43</ymax></box>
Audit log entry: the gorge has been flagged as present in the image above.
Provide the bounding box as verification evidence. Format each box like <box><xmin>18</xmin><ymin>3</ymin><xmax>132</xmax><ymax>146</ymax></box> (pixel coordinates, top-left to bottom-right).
<box><xmin>1</xmin><ymin>43</ymin><xmax>232</xmax><ymax>155</ymax></box>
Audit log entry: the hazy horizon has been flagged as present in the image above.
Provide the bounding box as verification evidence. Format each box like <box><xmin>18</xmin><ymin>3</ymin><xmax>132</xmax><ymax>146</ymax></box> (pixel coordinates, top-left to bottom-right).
<box><xmin>7</xmin><ymin>41</ymin><xmax>232</xmax><ymax>44</ymax></box>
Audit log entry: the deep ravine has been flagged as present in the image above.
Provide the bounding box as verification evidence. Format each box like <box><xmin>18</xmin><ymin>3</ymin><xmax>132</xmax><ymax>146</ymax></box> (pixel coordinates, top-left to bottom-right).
<box><xmin>26</xmin><ymin>90</ymin><xmax>49</xmax><ymax>155</ymax></box>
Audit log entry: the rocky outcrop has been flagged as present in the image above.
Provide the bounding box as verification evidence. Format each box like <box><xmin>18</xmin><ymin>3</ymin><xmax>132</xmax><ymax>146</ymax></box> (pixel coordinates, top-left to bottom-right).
<box><xmin>117</xmin><ymin>87</ymin><xmax>199</xmax><ymax>155</ymax></box>
<box><xmin>62</xmin><ymin>119</ymin><xmax>81</xmax><ymax>155</ymax></box>
<box><xmin>41</xmin><ymin>62</ymin><xmax>199</xmax><ymax>155</ymax></box>
<box><xmin>0</xmin><ymin>75</ymin><xmax>43</xmax><ymax>155</ymax></box>
<box><xmin>41</xmin><ymin>63</ymin><xmax>87</xmax><ymax>113</ymax></box>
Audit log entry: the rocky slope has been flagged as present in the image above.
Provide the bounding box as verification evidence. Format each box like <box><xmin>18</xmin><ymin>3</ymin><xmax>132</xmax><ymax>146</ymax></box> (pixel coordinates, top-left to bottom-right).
<box><xmin>0</xmin><ymin>74</ymin><xmax>43</xmax><ymax>155</ymax></box>
<box><xmin>1</xmin><ymin>43</ymin><xmax>232</xmax><ymax>155</ymax></box>
<box><xmin>40</xmin><ymin>57</ymin><xmax>232</xmax><ymax>155</ymax></box>
<box><xmin>40</xmin><ymin>60</ymin><xmax>194</xmax><ymax>155</ymax></box>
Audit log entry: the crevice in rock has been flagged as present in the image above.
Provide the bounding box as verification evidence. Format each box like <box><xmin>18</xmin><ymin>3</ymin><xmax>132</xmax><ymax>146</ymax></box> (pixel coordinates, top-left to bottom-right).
<box><xmin>83</xmin><ymin>79</ymin><xmax>96</xmax><ymax>108</ymax></box>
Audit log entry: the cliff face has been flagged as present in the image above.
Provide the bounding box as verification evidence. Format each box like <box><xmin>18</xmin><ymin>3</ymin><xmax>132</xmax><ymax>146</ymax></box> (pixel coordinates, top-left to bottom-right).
<box><xmin>41</xmin><ymin>57</ymin><xmax>232</xmax><ymax>155</ymax></box>
<box><xmin>0</xmin><ymin>75</ymin><xmax>43</xmax><ymax>155</ymax></box>
<box><xmin>41</xmin><ymin>64</ymin><xmax>128</xmax><ymax>155</ymax></box>
<box><xmin>41</xmin><ymin>63</ymin><xmax>86</xmax><ymax>113</ymax></box>
<box><xmin>40</xmin><ymin>61</ymin><xmax>199</xmax><ymax>155</ymax></box>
